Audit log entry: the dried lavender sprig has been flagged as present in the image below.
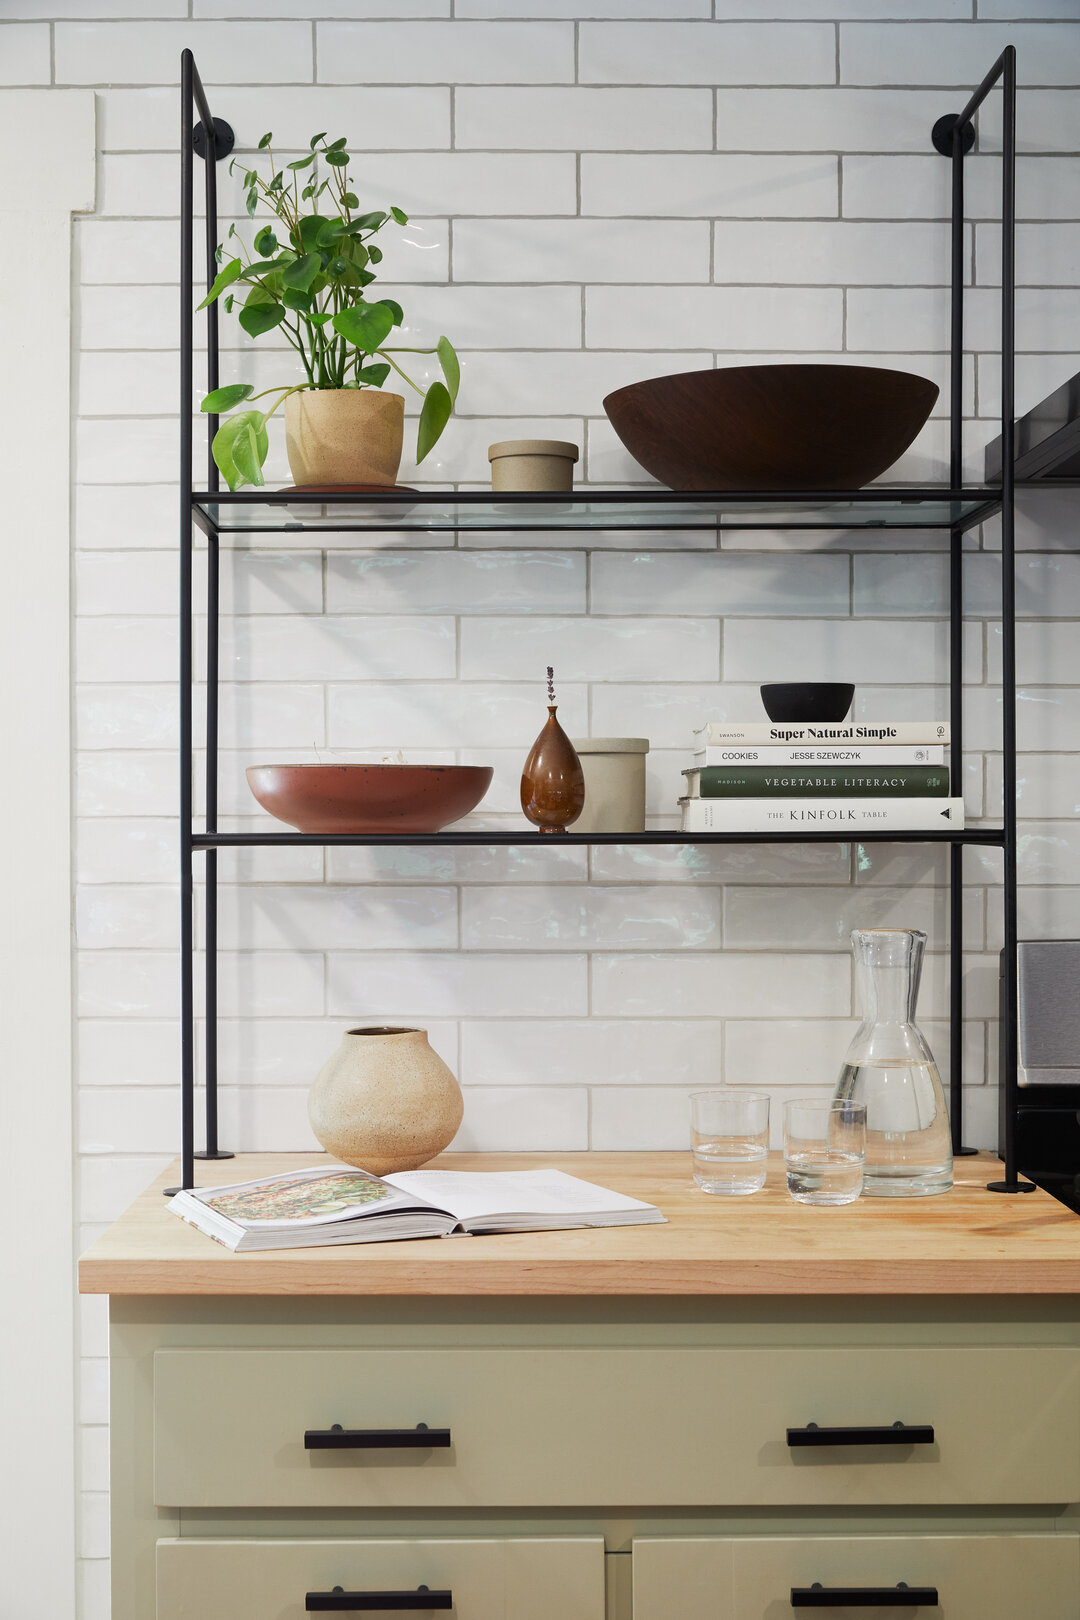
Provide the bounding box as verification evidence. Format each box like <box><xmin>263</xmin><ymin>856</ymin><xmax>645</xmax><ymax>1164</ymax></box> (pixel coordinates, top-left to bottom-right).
<box><xmin>546</xmin><ymin>665</ymin><xmax>555</xmax><ymax>705</ymax></box>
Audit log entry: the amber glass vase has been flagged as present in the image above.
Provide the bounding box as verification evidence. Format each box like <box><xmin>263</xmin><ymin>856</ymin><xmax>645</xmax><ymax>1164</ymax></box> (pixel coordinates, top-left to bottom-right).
<box><xmin>520</xmin><ymin>704</ymin><xmax>585</xmax><ymax>834</ymax></box>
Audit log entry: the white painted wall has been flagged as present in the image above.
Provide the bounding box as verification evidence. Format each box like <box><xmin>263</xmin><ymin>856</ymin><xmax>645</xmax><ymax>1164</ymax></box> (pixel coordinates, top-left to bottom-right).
<box><xmin>3</xmin><ymin>4</ymin><xmax>1080</xmax><ymax>1615</ymax></box>
<box><xmin>0</xmin><ymin>84</ymin><xmax>94</xmax><ymax>1620</ymax></box>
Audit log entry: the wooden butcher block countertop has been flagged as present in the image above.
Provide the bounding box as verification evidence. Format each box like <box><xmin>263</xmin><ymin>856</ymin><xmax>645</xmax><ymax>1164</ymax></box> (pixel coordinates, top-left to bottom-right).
<box><xmin>77</xmin><ymin>1150</ymin><xmax>1080</xmax><ymax>1298</ymax></box>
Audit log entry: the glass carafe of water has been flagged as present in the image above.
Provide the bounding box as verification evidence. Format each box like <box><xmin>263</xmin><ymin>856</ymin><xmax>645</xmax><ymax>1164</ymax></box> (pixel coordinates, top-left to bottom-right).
<box><xmin>833</xmin><ymin>928</ymin><xmax>953</xmax><ymax>1197</ymax></box>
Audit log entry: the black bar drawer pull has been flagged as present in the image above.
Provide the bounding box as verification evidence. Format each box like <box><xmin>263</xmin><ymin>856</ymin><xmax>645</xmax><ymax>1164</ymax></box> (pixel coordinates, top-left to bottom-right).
<box><xmin>792</xmin><ymin>1583</ymin><xmax>938</xmax><ymax>1608</ymax></box>
<box><xmin>787</xmin><ymin>1421</ymin><xmax>934</xmax><ymax>1448</ymax></box>
<box><xmin>305</xmin><ymin>1423</ymin><xmax>451</xmax><ymax>1451</ymax></box>
<box><xmin>307</xmin><ymin>1586</ymin><xmax>452</xmax><ymax>1611</ymax></box>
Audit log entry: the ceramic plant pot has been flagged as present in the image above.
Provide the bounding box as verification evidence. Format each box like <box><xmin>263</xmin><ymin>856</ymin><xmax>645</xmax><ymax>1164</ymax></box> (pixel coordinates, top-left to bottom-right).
<box><xmin>284</xmin><ymin>389</ymin><xmax>404</xmax><ymax>487</ymax></box>
<box><xmin>308</xmin><ymin>1026</ymin><xmax>464</xmax><ymax>1174</ymax></box>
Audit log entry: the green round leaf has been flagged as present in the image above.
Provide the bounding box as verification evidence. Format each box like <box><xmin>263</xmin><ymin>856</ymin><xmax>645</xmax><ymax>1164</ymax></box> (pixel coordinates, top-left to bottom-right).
<box><xmin>212</xmin><ymin>410</ymin><xmax>268</xmax><ymax>491</ymax></box>
<box><xmin>287</xmin><ymin>153</ymin><xmax>316</xmax><ymax>171</ymax></box>
<box><xmin>281</xmin><ymin>251</ymin><xmax>321</xmax><ymax>292</ymax></box>
<box><xmin>327</xmin><ymin>136</ymin><xmax>347</xmax><ymax>151</ymax></box>
<box><xmin>416</xmin><ymin>380</ymin><xmax>452</xmax><ymax>465</ymax></box>
<box><xmin>297</xmin><ymin>214</ymin><xmax>333</xmax><ymax>250</ymax></box>
<box><xmin>309</xmin><ymin>131</ymin><xmax>327</xmax><ymax>150</ymax></box>
<box><xmin>356</xmin><ymin>362</ymin><xmax>391</xmax><ymax>388</ymax></box>
<box><xmin>390</xmin><ymin>206</ymin><xmax>408</xmax><ymax>225</ymax></box>
<box><xmin>332</xmin><ymin>301</ymin><xmax>395</xmax><ymax>354</ymax></box>
<box><xmin>238</xmin><ymin>300</ymin><xmax>286</xmax><ymax>338</ymax></box>
<box><xmin>257</xmin><ymin>132</ymin><xmax>272</xmax><ymax>149</ymax></box>
<box><xmin>436</xmin><ymin>336</ymin><xmax>460</xmax><ymax>405</ymax></box>
<box><xmin>324</xmin><ymin>150</ymin><xmax>349</xmax><ymax>167</ymax></box>
<box><xmin>201</xmin><ymin>383</ymin><xmax>254</xmax><ymax>414</ymax></box>
<box><xmin>378</xmin><ymin>299</ymin><xmax>404</xmax><ymax>327</ymax></box>
<box><xmin>197</xmin><ymin>255</ymin><xmax>244</xmax><ymax>311</ymax></box>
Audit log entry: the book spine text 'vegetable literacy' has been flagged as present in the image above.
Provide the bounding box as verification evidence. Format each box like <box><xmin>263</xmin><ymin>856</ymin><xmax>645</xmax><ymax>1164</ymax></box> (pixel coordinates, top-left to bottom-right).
<box><xmin>684</xmin><ymin>766</ymin><xmax>950</xmax><ymax>799</ymax></box>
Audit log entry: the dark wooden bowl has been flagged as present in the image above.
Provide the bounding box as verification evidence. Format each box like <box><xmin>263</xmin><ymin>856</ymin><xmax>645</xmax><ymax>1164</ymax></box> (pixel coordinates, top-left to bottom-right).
<box><xmin>603</xmin><ymin>364</ymin><xmax>939</xmax><ymax>492</ymax></box>
<box><xmin>246</xmin><ymin>764</ymin><xmax>493</xmax><ymax>834</ymax></box>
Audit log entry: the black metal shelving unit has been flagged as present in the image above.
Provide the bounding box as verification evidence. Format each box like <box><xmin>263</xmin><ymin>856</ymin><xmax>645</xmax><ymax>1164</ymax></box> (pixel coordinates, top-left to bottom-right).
<box><xmin>176</xmin><ymin>47</ymin><xmax>1032</xmax><ymax>1198</ymax></box>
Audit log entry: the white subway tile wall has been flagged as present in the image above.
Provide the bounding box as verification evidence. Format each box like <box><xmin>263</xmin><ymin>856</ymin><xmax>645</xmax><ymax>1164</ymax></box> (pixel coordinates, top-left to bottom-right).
<box><xmin>16</xmin><ymin>4</ymin><xmax>1076</xmax><ymax>1611</ymax></box>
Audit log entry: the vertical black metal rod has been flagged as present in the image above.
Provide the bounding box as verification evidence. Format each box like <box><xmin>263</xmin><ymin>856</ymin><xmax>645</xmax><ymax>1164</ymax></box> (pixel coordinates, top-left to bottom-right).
<box><xmin>178</xmin><ymin>50</ymin><xmax>197</xmax><ymax>1192</ymax></box>
<box><xmin>202</xmin><ymin>538</ymin><xmax>221</xmax><ymax>1157</ymax></box>
<box><xmin>949</xmin><ymin>126</ymin><xmax>965</xmax><ymax>484</ymax></box>
<box><xmin>997</xmin><ymin>47</ymin><xmax>1023</xmax><ymax>1188</ymax></box>
<box><xmin>948</xmin><ymin>120</ymin><xmax>968</xmax><ymax>1154</ymax></box>
<box><xmin>201</xmin><ymin>110</ymin><xmax>227</xmax><ymax>1160</ymax></box>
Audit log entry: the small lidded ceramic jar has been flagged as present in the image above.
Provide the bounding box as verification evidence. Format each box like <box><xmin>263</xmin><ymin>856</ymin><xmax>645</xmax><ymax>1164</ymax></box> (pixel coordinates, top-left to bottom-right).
<box><xmin>488</xmin><ymin>439</ymin><xmax>579</xmax><ymax>492</ymax></box>
<box><xmin>570</xmin><ymin>737</ymin><xmax>650</xmax><ymax>834</ymax></box>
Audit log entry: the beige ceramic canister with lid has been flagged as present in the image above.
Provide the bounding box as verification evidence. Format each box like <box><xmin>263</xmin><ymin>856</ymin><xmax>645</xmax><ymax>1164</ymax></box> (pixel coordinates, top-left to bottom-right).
<box><xmin>569</xmin><ymin>738</ymin><xmax>650</xmax><ymax>834</ymax></box>
<box><xmin>488</xmin><ymin>439</ymin><xmax>579</xmax><ymax>492</ymax></box>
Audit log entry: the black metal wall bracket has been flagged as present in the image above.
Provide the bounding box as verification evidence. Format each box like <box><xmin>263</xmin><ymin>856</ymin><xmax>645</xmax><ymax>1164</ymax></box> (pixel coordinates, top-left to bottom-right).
<box><xmin>193</xmin><ymin>117</ymin><xmax>235</xmax><ymax>161</ymax></box>
<box><xmin>931</xmin><ymin>113</ymin><xmax>975</xmax><ymax>156</ymax></box>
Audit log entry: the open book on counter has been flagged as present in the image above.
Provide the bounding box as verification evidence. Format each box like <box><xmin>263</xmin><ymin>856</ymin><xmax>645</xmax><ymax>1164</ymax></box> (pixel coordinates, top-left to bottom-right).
<box><xmin>168</xmin><ymin>1163</ymin><xmax>665</xmax><ymax>1252</ymax></box>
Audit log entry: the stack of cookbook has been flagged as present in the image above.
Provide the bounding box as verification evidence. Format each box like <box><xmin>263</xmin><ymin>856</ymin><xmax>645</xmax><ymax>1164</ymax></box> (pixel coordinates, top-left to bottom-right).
<box><xmin>680</xmin><ymin>719</ymin><xmax>964</xmax><ymax>832</ymax></box>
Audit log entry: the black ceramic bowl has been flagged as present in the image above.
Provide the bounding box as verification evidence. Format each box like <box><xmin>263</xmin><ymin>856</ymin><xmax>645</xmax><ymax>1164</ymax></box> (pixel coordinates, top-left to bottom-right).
<box><xmin>760</xmin><ymin>683</ymin><xmax>854</xmax><ymax>723</ymax></box>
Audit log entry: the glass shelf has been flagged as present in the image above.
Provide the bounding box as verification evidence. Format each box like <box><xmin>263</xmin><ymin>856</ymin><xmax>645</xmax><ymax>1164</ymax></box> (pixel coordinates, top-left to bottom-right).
<box><xmin>192</xmin><ymin>828</ymin><xmax>1005</xmax><ymax>849</ymax></box>
<box><xmin>193</xmin><ymin>487</ymin><xmax>1001</xmax><ymax>537</ymax></box>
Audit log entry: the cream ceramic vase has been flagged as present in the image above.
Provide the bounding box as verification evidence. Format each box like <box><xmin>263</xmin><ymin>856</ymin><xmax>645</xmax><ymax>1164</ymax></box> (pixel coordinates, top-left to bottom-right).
<box><xmin>308</xmin><ymin>1026</ymin><xmax>463</xmax><ymax>1174</ymax></box>
<box><xmin>285</xmin><ymin>389</ymin><xmax>404</xmax><ymax>487</ymax></box>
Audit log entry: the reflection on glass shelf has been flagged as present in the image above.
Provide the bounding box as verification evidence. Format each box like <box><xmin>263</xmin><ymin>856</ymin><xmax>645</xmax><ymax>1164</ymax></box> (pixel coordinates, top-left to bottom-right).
<box><xmin>193</xmin><ymin>488</ymin><xmax>1001</xmax><ymax>536</ymax></box>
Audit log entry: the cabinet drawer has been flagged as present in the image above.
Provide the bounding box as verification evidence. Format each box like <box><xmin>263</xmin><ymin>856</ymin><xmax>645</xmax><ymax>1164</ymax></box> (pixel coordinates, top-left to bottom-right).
<box><xmin>153</xmin><ymin>1345</ymin><xmax>1080</xmax><ymax>1509</ymax></box>
<box><xmin>156</xmin><ymin>1537</ymin><xmax>605</xmax><ymax>1620</ymax></box>
<box><xmin>632</xmin><ymin>1534</ymin><xmax>1080</xmax><ymax>1620</ymax></box>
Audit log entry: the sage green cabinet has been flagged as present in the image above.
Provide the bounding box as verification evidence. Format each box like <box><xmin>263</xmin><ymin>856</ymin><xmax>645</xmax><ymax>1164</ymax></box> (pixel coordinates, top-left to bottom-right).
<box><xmin>156</xmin><ymin>1537</ymin><xmax>606</xmax><ymax>1620</ymax></box>
<box><xmin>108</xmin><ymin>1296</ymin><xmax>1080</xmax><ymax>1620</ymax></box>
<box><xmin>632</xmin><ymin>1534</ymin><xmax>1080</xmax><ymax>1620</ymax></box>
<box><xmin>154</xmin><ymin>1345</ymin><xmax>1080</xmax><ymax>1510</ymax></box>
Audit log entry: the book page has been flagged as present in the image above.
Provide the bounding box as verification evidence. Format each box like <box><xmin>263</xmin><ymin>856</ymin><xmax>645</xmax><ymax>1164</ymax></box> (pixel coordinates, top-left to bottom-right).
<box><xmin>189</xmin><ymin>1164</ymin><xmax>435</xmax><ymax>1228</ymax></box>
<box><xmin>383</xmin><ymin>1167</ymin><xmax>657</xmax><ymax>1222</ymax></box>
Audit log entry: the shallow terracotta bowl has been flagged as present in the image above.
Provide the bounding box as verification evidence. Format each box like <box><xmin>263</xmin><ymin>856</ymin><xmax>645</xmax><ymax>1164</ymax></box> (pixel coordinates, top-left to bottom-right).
<box><xmin>246</xmin><ymin>764</ymin><xmax>494</xmax><ymax>835</ymax></box>
<box><xmin>603</xmin><ymin>363</ymin><xmax>940</xmax><ymax>492</ymax></box>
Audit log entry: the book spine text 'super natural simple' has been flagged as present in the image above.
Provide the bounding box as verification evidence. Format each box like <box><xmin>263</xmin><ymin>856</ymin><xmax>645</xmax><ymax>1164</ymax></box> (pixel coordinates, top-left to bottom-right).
<box><xmin>695</xmin><ymin>722</ymin><xmax>950</xmax><ymax>745</ymax></box>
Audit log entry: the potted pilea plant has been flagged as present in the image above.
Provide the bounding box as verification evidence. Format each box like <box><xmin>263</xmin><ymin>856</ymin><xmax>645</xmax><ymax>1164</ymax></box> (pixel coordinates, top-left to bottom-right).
<box><xmin>198</xmin><ymin>131</ymin><xmax>460</xmax><ymax>490</ymax></box>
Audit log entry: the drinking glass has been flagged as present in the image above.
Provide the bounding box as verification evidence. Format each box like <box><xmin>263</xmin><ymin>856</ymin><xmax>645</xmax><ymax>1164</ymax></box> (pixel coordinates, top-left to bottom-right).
<box><xmin>784</xmin><ymin>1099</ymin><xmax>866</xmax><ymax>1206</ymax></box>
<box><xmin>691</xmin><ymin>1090</ymin><xmax>770</xmax><ymax>1195</ymax></box>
